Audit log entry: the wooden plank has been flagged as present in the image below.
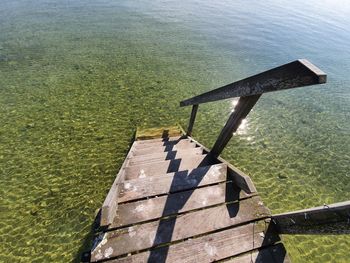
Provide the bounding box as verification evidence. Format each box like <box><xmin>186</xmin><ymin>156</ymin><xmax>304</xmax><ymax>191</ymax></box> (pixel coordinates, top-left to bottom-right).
<box><xmin>224</xmin><ymin>243</ymin><xmax>290</xmax><ymax>263</ymax></box>
<box><xmin>186</xmin><ymin>104</ymin><xmax>199</xmax><ymax>136</ymax></box>
<box><xmin>135</xmin><ymin>136</ymin><xmax>181</xmax><ymax>145</ymax></box>
<box><xmin>128</xmin><ymin>147</ymin><xmax>203</xmax><ymax>166</ymax></box>
<box><xmin>124</xmin><ymin>154</ymin><xmax>214</xmax><ymax>180</ymax></box>
<box><xmin>113</xmin><ymin>182</ymin><xmax>254</xmax><ymax>228</ymax></box>
<box><xmin>100</xmin><ymin>180</ymin><xmax>120</xmax><ymax>226</ymax></box>
<box><xmin>92</xmin><ymin>219</ymin><xmax>278</xmax><ymax>262</ymax></box>
<box><xmin>180</xmin><ymin>59</ymin><xmax>326</xmax><ymax>107</ymax></box>
<box><xmin>118</xmin><ymin>164</ymin><xmax>228</xmax><ymax>203</ymax></box>
<box><xmin>187</xmin><ymin>136</ymin><xmax>257</xmax><ymax>193</ymax></box>
<box><xmin>210</xmin><ymin>95</ymin><xmax>261</xmax><ymax>157</ymax></box>
<box><xmin>100</xmin><ymin>143</ymin><xmax>136</xmax><ymax>226</ymax></box>
<box><xmin>272</xmin><ymin>200</ymin><xmax>350</xmax><ymax>234</ymax></box>
<box><xmin>90</xmin><ymin>196</ymin><xmax>271</xmax><ymax>260</ymax></box>
<box><xmin>133</xmin><ymin>139</ymin><xmax>191</xmax><ymax>150</ymax></box>
<box><xmin>225</xmin><ymin>161</ymin><xmax>257</xmax><ymax>193</ymax></box>
<box><xmin>136</xmin><ymin>126</ymin><xmax>183</xmax><ymax>141</ymax></box>
<box><xmin>131</xmin><ymin>141</ymin><xmax>197</xmax><ymax>156</ymax></box>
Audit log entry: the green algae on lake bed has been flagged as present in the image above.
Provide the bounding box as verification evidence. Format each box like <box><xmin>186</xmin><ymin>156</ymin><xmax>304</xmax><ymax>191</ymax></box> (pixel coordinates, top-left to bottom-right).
<box><xmin>0</xmin><ymin>0</ymin><xmax>349</xmax><ymax>262</ymax></box>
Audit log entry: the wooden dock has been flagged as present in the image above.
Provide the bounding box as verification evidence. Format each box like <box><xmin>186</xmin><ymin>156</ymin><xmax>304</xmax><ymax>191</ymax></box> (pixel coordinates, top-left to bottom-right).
<box><xmin>85</xmin><ymin>60</ymin><xmax>350</xmax><ymax>262</ymax></box>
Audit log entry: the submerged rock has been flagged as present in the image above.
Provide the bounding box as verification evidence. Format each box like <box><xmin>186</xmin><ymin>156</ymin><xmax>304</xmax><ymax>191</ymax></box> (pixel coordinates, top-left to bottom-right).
<box><xmin>0</xmin><ymin>54</ymin><xmax>9</xmax><ymax>62</ymax></box>
<box><xmin>30</xmin><ymin>208</ymin><xmax>39</xmax><ymax>216</ymax></box>
<box><xmin>278</xmin><ymin>174</ymin><xmax>288</xmax><ymax>179</ymax></box>
<box><xmin>25</xmin><ymin>123</ymin><xmax>35</xmax><ymax>129</ymax></box>
<box><xmin>95</xmin><ymin>135</ymin><xmax>104</xmax><ymax>141</ymax></box>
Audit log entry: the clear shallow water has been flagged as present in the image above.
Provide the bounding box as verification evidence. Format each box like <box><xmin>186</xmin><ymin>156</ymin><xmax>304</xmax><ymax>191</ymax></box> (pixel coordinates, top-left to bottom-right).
<box><xmin>0</xmin><ymin>0</ymin><xmax>349</xmax><ymax>262</ymax></box>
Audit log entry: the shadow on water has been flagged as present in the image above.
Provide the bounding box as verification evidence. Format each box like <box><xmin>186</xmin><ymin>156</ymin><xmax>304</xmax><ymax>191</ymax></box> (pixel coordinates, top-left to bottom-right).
<box><xmin>252</xmin><ymin>223</ymin><xmax>289</xmax><ymax>262</ymax></box>
<box><xmin>77</xmin><ymin>131</ymin><xmax>138</xmax><ymax>262</ymax></box>
<box><xmin>255</xmin><ymin>244</ymin><xmax>288</xmax><ymax>262</ymax></box>
<box><xmin>161</xmin><ymin>130</ymin><xmax>169</xmax><ymax>139</ymax></box>
<box><xmin>76</xmin><ymin>210</ymin><xmax>101</xmax><ymax>263</ymax></box>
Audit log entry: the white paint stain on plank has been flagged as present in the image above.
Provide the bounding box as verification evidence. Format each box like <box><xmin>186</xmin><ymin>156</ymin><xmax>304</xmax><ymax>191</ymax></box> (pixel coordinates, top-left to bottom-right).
<box><xmin>204</xmin><ymin>242</ymin><xmax>218</xmax><ymax>257</ymax></box>
<box><xmin>104</xmin><ymin>247</ymin><xmax>114</xmax><ymax>258</ymax></box>
<box><xmin>124</xmin><ymin>182</ymin><xmax>137</xmax><ymax>192</ymax></box>
<box><xmin>211</xmin><ymin>165</ymin><xmax>221</xmax><ymax>177</ymax></box>
<box><xmin>135</xmin><ymin>204</ymin><xmax>145</xmax><ymax>213</ymax></box>
<box><xmin>124</xmin><ymin>182</ymin><xmax>131</xmax><ymax>189</ymax></box>
<box><xmin>128</xmin><ymin>226</ymin><xmax>136</xmax><ymax>237</ymax></box>
<box><xmin>139</xmin><ymin>169</ymin><xmax>146</xmax><ymax>178</ymax></box>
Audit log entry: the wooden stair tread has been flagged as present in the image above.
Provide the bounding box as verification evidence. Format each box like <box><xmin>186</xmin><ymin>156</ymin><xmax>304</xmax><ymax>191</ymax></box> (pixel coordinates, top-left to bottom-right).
<box><xmin>128</xmin><ymin>147</ymin><xmax>204</xmax><ymax>166</ymax></box>
<box><xmin>132</xmin><ymin>141</ymin><xmax>197</xmax><ymax>156</ymax></box>
<box><xmin>135</xmin><ymin>136</ymin><xmax>182</xmax><ymax>145</ymax></box>
<box><xmin>134</xmin><ymin>138</ymin><xmax>188</xmax><ymax>149</ymax></box>
<box><xmin>124</xmin><ymin>154</ymin><xmax>214</xmax><ymax>180</ymax></box>
<box><xmin>118</xmin><ymin>164</ymin><xmax>228</xmax><ymax>203</ymax></box>
<box><xmin>90</xmin><ymin>196</ymin><xmax>270</xmax><ymax>260</ymax></box>
<box><xmin>135</xmin><ymin>126</ymin><xmax>183</xmax><ymax>141</ymax></box>
<box><xmin>113</xmin><ymin>182</ymin><xmax>254</xmax><ymax>228</ymax></box>
<box><xmin>104</xmin><ymin>221</ymin><xmax>282</xmax><ymax>263</ymax></box>
<box><xmin>224</xmin><ymin>243</ymin><xmax>291</xmax><ymax>263</ymax></box>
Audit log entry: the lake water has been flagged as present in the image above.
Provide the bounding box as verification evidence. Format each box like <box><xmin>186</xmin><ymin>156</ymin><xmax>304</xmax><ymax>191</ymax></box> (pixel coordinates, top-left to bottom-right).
<box><xmin>0</xmin><ymin>0</ymin><xmax>349</xmax><ymax>262</ymax></box>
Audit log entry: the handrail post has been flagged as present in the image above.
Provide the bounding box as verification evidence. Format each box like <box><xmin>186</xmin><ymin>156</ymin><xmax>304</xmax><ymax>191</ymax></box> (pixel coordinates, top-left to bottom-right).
<box><xmin>210</xmin><ymin>95</ymin><xmax>261</xmax><ymax>157</ymax></box>
<box><xmin>186</xmin><ymin>104</ymin><xmax>198</xmax><ymax>136</ymax></box>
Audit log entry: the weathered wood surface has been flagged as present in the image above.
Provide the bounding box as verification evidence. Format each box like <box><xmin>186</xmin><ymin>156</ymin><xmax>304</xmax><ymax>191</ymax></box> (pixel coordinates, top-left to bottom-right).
<box><xmin>91</xmin><ymin>196</ymin><xmax>270</xmax><ymax>260</ymax></box>
<box><xmin>135</xmin><ymin>136</ymin><xmax>181</xmax><ymax>145</ymax></box>
<box><xmin>128</xmin><ymin>147</ymin><xmax>203</xmax><ymax>166</ymax></box>
<box><xmin>118</xmin><ymin>164</ymin><xmax>228</xmax><ymax>203</ymax></box>
<box><xmin>135</xmin><ymin>126</ymin><xmax>183</xmax><ymax>141</ymax></box>
<box><xmin>133</xmin><ymin>138</ymin><xmax>189</xmax><ymax>149</ymax></box>
<box><xmin>186</xmin><ymin>104</ymin><xmax>198</xmax><ymax>136</ymax></box>
<box><xmin>101</xmin><ymin>179</ymin><xmax>120</xmax><ymax>227</ymax></box>
<box><xmin>107</xmin><ymin>221</ymin><xmax>281</xmax><ymax>263</ymax></box>
<box><xmin>187</xmin><ymin>135</ymin><xmax>257</xmax><ymax>193</ymax></box>
<box><xmin>180</xmin><ymin>59</ymin><xmax>326</xmax><ymax>107</ymax></box>
<box><xmin>129</xmin><ymin>147</ymin><xmax>203</xmax><ymax>165</ymax></box>
<box><xmin>224</xmin><ymin>243</ymin><xmax>291</xmax><ymax>263</ymax></box>
<box><xmin>91</xmin><ymin>128</ymin><xmax>291</xmax><ymax>263</ymax></box>
<box><xmin>272</xmin><ymin>200</ymin><xmax>350</xmax><ymax>234</ymax></box>
<box><xmin>113</xmin><ymin>183</ymin><xmax>254</xmax><ymax>228</ymax></box>
<box><xmin>211</xmin><ymin>94</ymin><xmax>261</xmax><ymax>157</ymax></box>
<box><xmin>225</xmin><ymin>161</ymin><xmax>257</xmax><ymax>194</ymax></box>
<box><xmin>132</xmin><ymin>141</ymin><xmax>197</xmax><ymax>156</ymax></box>
<box><xmin>100</xmin><ymin>143</ymin><xmax>136</xmax><ymax>226</ymax></box>
<box><xmin>124</xmin><ymin>154</ymin><xmax>214</xmax><ymax>180</ymax></box>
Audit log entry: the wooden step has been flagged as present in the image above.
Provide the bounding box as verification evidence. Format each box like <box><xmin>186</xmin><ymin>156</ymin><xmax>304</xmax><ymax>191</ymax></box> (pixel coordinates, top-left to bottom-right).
<box><xmin>135</xmin><ymin>126</ymin><xmax>183</xmax><ymax>141</ymax></box>
<box><xmin>132</xmin><ymin>141</ymin><xmax>197</xmax><ymax>156</ymax></box>
<box><xmin>90</xmin><ymin>196</ymin><xmax>270</xmax><ymax>260</ymax></box>
<box><xmin>118</xmin><ymin>164</ymin><xmax>228</xmax><ymax>203</ymax></box>
<box><xmin>124</xmin><ymin>154</ymin><xmax>213</xmax><ymax>180</ymax></box>
<box><xmin>134</xmin><ymin>138</ymin><xmax>188</xmax><ymax>149</ymax></box>
<box><xmin>113</xmin><ymin>182</ymin><xmax>254</xmax><ymax>228</ymax></box>
<box><xmin>104</xmin><ymin>221</ymin><xmax>281</xmax><ymax>263</ymax></box>
<box><xmin>128</xmin><ymin>147</ymin><xmax>204</xmax><ymax>166</ymax></box>
<box><xmin>224</xmin><ymin>243</ymin><xmax>290</xmax><ymax>263</ymax></box>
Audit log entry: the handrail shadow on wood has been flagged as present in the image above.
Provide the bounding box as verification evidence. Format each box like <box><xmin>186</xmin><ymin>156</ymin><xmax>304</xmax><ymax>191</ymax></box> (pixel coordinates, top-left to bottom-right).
<box><xmin>180</xmin><ymin>59</ymin><xmax>327</xmax><ymax>157</ymax></box>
